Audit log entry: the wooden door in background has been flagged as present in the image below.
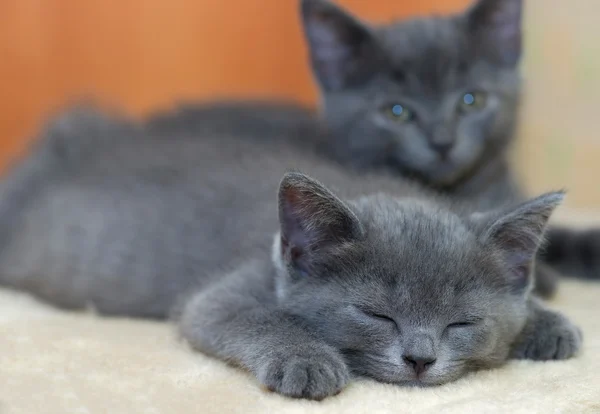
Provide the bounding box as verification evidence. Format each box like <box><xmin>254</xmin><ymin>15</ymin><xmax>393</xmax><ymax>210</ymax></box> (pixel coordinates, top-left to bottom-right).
<box><xmin>0</xmin><ymin>0</ymin><xmax>470</xmax><ymax>170</ymax></box>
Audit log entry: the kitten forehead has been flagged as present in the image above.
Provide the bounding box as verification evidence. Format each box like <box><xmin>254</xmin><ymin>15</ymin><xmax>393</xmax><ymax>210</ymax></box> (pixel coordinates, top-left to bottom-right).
<box><xmin>351</xmin><ymin>194</ymin><xmax>470</xmax><ymax>244</ymax></box>
<box><xmin>377</xmin><ymin>17</ymin><xmax>466</xmax><ymax>66</ymax></box>
<box><xmin>346</xmin><ymin>194</ymin><xmax>507</xmax><ymax>300</ymax></box>
<box><xmin>374</xmin><ymin>17</ymin><xmax>471</xmax><ymax>94</ymax></box>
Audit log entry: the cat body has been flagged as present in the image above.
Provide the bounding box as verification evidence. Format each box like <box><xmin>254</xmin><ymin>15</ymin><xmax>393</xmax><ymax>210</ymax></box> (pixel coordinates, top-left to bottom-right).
<box><xmin>0</xmin><ymin>109</ymin><xmax>433</xmax><ymax>317</ymax></box>
<box><xmin>0</xmin><ymin>108</ymin><xmax>582</xmax><ymax>399</ymax></box>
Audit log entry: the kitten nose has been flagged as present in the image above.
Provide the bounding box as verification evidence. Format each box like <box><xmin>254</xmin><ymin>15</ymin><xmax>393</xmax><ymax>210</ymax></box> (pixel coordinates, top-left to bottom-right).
<box><xmin>429</xmin><ymin>140</ymin><xmax>453</xmax><ymax>157</ymax></box>
<box><xmin>402</xmin><ymin>355</ymin><xmax>436</xmax><ymax>375</ymax></box>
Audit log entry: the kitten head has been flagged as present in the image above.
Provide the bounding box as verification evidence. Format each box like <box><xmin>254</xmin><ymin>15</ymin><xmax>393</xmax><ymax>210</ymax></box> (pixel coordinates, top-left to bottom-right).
<box><xmin>300</xmin><ymin>0</ymin><xmax>522</xmax><ymax>187</ymax></box>
<box><xmin>273</xmin><ymin>172</ymin><xmax>562</xmax><ymax>386</ymax></box>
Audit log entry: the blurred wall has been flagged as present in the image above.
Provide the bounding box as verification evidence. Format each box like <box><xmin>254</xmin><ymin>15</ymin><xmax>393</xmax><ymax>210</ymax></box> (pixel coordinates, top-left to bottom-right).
<box><xmin>516</xmin><ymin>0</ymin><xmax>600</xmax><ymax>208</ymax></box>
<box><xmin>0</xmin><ymin>0</ymin><xmax>469</xmax><ymax>168</ymax></box>
<box><xmin>1</xmin><ymin>0</ymin><xmax>597</xmax><ymax>208</ymax></box>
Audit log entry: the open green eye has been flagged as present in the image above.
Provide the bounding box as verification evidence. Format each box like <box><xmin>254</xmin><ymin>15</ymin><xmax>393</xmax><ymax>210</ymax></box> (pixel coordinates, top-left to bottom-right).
<box><xmin>384</xmin><ymin>104</ymin><xmax>414</xmax><ymax>123</ymax></box>
<box><xmin>459</xmin><ymin>91</ymin><xmax>487</xmax><ymax>112</ymax></box>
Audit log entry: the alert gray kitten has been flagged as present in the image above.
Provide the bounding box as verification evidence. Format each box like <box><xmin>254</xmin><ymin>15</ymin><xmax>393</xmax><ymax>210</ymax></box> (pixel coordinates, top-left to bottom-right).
<box><xmin>0</xmin><ymin>110</ymin><xmax>581</xmax><ymax>399</ymax></box>
<box><xmin>299</xmin><ymin>0</ymin><xmax>600</xmax><ymax>287</ymax></box>
<box><xmin>147</xmin><ymin>0</ymin><xmax>600</xmax><ymax>294</ymax></box>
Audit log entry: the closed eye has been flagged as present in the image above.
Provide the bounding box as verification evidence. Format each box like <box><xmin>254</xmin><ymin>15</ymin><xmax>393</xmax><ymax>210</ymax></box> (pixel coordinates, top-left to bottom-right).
<box><xmin>369</xmin><ymin>313</ymin><xmax>396</xmax><ymax>323</ymax></box>
<box><xmin>447</xmin><ymin>319</ymin><xmax>482</xmax><ymax>329</ymax></box>
<box><xmin>447</xmin><ymin>322</ymin><xmax>475</xmax><ymax>328</ymax></box>
<box><xmin>358</xmin><ymin>308</ymin><xmax>396</xmax><ymax>324</ymax></box>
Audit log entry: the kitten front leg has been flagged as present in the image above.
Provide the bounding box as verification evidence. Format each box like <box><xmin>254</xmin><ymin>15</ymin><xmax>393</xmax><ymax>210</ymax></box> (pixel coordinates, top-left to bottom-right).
<box><xmin>178</xmin><ymin>263</ymin><xmax>349</xmax><ymax>400</ymax></box>
<box><xmin>510</xmin><ymin>297</ymin><xmax>582</xmax><ymax>360</ymax></box>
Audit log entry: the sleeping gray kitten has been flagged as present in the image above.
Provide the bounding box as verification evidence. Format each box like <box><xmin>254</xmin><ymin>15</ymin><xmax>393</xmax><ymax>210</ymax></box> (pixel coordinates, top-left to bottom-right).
<box><xmin>146</xmin><ymin>0</ymin><xmax>600</xmax><ymax>294</ymax></box>
<box><xmin>0</xmin><ymin>110</ymin><xmax>581</xmax><ymax>399</ymax></box>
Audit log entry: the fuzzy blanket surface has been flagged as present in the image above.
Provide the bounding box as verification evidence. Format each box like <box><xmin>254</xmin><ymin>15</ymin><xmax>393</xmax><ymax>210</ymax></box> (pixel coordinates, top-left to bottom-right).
<box><xmin>1</xmin><ymin>214</ymin><xmax>600</xmax><ymax>414</ymax></box>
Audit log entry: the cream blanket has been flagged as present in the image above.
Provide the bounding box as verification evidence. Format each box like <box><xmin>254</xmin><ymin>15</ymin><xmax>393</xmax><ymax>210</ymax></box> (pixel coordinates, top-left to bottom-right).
<box><xmin>1</xmin><ymin>214</ymin><xmax>600</xmax><ymax>413</ymax></box>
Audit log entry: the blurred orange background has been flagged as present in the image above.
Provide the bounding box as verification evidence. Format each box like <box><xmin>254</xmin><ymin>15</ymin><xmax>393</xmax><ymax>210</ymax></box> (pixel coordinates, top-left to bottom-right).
<box><xmin>1</xmin><ymin>0</ymin><xmax>598</xmax><ymax>208</ymax></box>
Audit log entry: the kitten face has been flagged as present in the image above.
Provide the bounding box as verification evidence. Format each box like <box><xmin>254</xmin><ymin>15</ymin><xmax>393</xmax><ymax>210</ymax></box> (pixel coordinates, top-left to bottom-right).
<box><xmin>274</xmin><ymin>173</ymin><xmax>561</xmax><ymax>386</ymax></box>
<box><xmin>323</xmin><ymin>56</ymin><xmax>520</xmax><ymax>187</ymax></box>
<box><xmin>279</xmin><ymin>199</ymin><xmax>524</xmax><ymax>385</ymax></box>
<box><xmin>302</xmin><ymin>0</ymin><xmax>522</xmax><ymax>187</ymax></box>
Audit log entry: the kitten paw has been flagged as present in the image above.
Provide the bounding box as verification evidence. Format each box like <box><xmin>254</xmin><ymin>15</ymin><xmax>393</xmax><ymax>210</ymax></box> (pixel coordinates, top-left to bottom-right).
<box><xmin>257</xmin><ymin>347</ymin><xmax>349</xmax><ymax>400</ymax></box>
<box><xmin>512</xmin><ymin>313</ymin><xmax>582</xmax><ymax>360</ymax></box>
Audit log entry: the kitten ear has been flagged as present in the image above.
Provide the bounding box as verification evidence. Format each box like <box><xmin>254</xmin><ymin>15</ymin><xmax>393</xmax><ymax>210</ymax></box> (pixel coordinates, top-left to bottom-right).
<box><xmin>475</xmin><ymin>192</ymin><xmax>564</xmax><ymax>290</ymax></box>
<box><xmin>278</xmin><ymin>171</ymin><xmax>364</xmax><ymax>275</ymax></box>
<box><xmin>466</xmin><ymin>0</ymin><xmax>523</xmax><ymax>66</ymax></box>
<box><xmin>300</xmin><ymin>0</ymin><xmax>380</xmax><ymax>91</ymax></box>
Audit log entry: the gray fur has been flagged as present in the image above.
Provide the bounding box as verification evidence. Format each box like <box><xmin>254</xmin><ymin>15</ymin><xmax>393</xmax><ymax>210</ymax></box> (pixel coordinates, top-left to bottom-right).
<box><xmin>300</xmin><ymin>0</ymin><xmax>598</xmax><ymax>286</ymax></box>
<box><xmin>0</xmin><ymin>108</ymin><xmax>580</xmax><ymax>399</ymax></box>
<box><xmin>144</xmin><ymin>0</ymin><xmax>599</xmax><ymax>291</ymax></box>
<box><xmin>301</xmin><ymin>0</ymin><xmax>523</xmax><ymax>198</ymax></box>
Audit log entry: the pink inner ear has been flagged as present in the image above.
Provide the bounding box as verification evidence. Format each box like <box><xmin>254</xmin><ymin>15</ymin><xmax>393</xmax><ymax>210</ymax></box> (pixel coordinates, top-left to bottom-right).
<box><xmin>302</xmin><ymin>0</ymin><xmax>374</xmax><ymax>91</ymax></box>
<box><xmin>279</xmin><ymin>232</ymin><xmax>312</xmax><ymax>277</ymax></box>
<box><xmin>504</xmin><ymin>251</ymin><xmax>532</xmax><ymax>291</ymax></box>
<box><xmin>279</xmin><ymin>190</ymin><xmax>316</xmax><ymax>252</ymax></box>
<box><xmin>471</xmin><ymin>0</ymin><xmax>522</xmax><ymax>66</ymax></box>
<box><xmin>493</xmin><ymin>9</ymin><xmax>518</xmax><ymax>36</ymax></box>
<box><xmin>491</xmin><ymin>2</ymin><xmax>520</xmax><ymax>44</ymax></box>
<box><xmin>510</xmin><ymin>264</ymin><xmax>530</xmax><ymax>290</ymax></box>
<box><xmin>308</xmin><ymin>21</ymin><xmax>353</xmax><ymax>60</ymax></box>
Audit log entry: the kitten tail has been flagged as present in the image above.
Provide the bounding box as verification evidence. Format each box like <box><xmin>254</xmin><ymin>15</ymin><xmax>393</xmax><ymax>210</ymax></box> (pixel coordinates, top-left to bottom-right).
<box><xmin>541</xmin><ymin>226</ymin><xmax>600</xmax><ymax>281</ymax></box>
